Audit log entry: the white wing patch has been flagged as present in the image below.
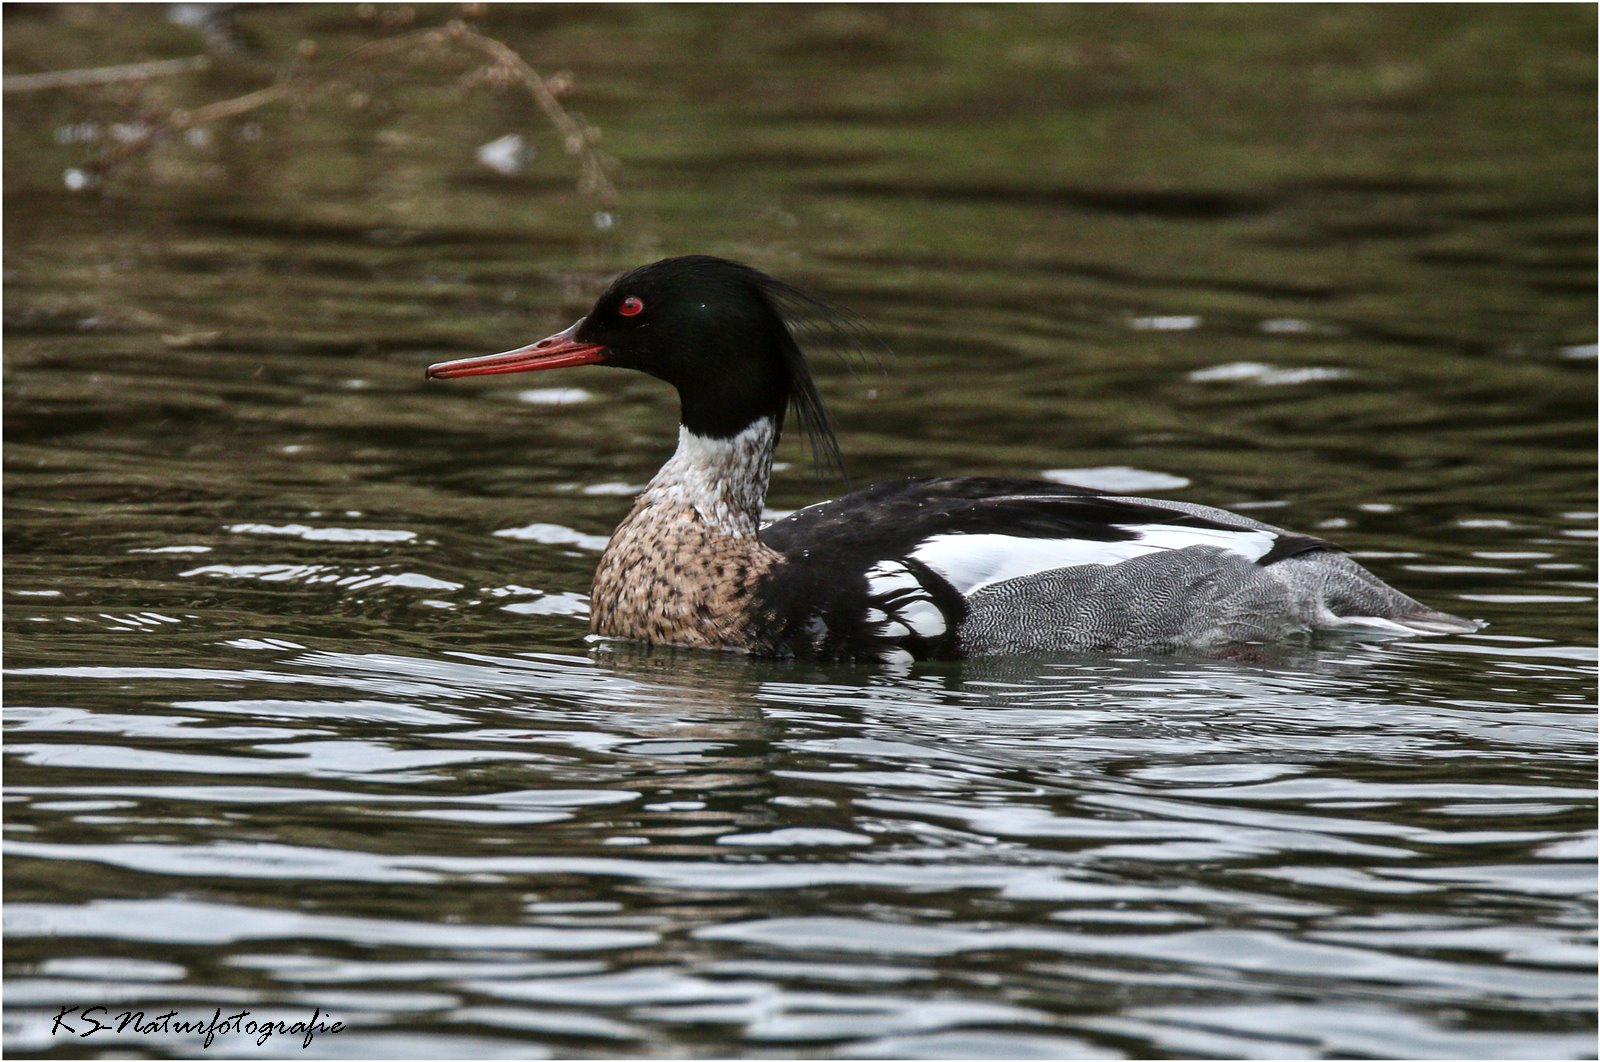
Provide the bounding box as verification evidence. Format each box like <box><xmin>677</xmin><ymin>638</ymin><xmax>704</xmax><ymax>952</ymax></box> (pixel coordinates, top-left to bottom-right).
<box><xmin>863</xmin><ymin>560</ymin><xmax>949</xmax><ymax>641</ymax></box>
<box><xmin>865</xmin><ymin>560</ymin><xmax>923</xmax><ymax>596</ymax></box>
<box><xmin>898</xmin><ymin>598</ymin><xmax>947</xmax><ymax>637</ymax></box>
<box><xmin>909</xmin><ymin>524</ymin><xmax>1279</xmax><ymax>596</ymax></box>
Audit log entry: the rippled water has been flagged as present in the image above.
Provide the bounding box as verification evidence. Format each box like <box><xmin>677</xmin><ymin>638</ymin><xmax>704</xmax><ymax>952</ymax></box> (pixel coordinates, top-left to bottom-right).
<box><xmin>5</xmin><ymin>6</ymin><xmax>1596</xmax><ymax>1058</ymax></box>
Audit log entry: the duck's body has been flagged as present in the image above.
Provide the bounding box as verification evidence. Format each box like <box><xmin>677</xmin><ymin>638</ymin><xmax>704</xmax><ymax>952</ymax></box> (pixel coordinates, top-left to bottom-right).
<box><xmin>428</xmin><ymin>255</ymin><xmax>1479</xmax><ymax>662</ymax></box>
<box><xmin>583</xmin><ymin>418</ymin><xmax>1473</xmax><ymax>662</ymax></box>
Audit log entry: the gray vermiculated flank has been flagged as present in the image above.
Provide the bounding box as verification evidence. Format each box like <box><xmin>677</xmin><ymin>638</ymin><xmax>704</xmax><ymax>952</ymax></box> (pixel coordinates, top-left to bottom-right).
<box><xmin>958</xmin><ymin>544</ymin><xmax>1479</xmax><ymax>656</ymax></box>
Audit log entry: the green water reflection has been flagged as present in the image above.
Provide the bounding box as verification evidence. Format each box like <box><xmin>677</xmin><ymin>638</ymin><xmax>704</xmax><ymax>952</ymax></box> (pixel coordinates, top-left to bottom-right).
<box><xmin>4</xmin><ymin>4</ymin><xmax>1595</xmax><ymax>1059</ymax></box>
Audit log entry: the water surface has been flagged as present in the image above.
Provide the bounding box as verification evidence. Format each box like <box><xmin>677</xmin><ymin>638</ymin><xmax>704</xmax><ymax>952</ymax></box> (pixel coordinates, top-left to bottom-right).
<box><xmin>5</xmin><ymin>6</ymin><xmax>1595</xmax><ymax>1058</ymax></box>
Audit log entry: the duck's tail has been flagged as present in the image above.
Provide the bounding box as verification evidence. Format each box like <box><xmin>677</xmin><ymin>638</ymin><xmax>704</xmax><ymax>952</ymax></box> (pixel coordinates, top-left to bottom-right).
<box><xmin>1267</xmin><ymin>550</ymin><xmax>1484</xmax><ymax>636</ymax></box>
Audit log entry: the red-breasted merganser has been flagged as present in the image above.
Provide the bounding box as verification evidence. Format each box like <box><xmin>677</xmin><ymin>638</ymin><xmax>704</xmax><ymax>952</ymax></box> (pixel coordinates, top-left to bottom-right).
<box><xmin>427</xmin><ymin>255</ymin><xmax>1480</xmax><ymax>663</ymax></box>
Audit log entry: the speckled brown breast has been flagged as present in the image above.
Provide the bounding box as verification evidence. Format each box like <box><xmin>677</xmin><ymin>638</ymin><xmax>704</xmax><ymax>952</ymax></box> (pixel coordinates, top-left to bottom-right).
<box><xmin>590</xmin><ymin>496</ymin><xmax>779</xmax><ymax>651</ymax></box>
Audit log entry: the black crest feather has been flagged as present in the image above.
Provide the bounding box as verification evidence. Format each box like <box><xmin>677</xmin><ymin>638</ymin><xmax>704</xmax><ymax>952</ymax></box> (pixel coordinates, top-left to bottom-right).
<box><xmin>746</xmin><ymin>267</ymin><xmax>887</xmax><ymax>484</ymax></box>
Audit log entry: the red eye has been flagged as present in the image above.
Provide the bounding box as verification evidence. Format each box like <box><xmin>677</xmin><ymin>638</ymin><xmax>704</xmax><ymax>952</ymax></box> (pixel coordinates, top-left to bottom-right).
<box><xmin>619</xmin><ymin>296</ymin><xmax>644</xmax><ymax>317</ymax></box>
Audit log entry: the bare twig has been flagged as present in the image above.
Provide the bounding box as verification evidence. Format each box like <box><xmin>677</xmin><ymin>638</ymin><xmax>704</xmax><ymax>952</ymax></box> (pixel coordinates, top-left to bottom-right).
<box><xmin>4</xmin><ymin>55</ymin><xmax>213</xmax><ymax>93</ymax></box>
<box><xmin>445</xmin><ymin>25</ymin><xmax>615</xmax><ymax>204</ymax></box>
<box><xmin>22</xmin><ymin>21</ymin><xmax>616</xmax><ymax>206</ymax></box>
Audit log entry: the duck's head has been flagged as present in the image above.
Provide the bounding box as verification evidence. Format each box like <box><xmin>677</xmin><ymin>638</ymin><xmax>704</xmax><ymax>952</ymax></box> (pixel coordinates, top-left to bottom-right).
<box><xmin>428</xmin><ymin>255</ymin><xmax>874</xmax><ymax>476</ymax></box>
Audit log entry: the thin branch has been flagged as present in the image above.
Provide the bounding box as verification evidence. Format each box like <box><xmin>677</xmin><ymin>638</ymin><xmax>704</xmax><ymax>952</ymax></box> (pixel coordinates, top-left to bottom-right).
<box><xmin>25</xmin><ymin>21</ymin><xmax>616</xmax><ymax>206</ymax></box>
<box><xmin>445</xmin><ymin>25</ymin><xmax>616</xmax><ymax>204</ymax></box>
<box><xmin>4</xmin><ymin>55</ymin><xmax>212</xmax><ymax>93</ymax></box>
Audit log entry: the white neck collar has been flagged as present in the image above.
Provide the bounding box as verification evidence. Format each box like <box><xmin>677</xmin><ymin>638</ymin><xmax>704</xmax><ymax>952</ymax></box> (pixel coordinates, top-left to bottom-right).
<box><xmin>641</xmin><ymin>417</ymin><xmax>776</xmax><ymax>537</ymax></box>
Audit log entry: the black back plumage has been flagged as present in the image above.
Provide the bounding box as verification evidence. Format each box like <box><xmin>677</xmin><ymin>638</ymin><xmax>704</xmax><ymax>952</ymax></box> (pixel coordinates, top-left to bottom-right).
<box><xmin>762</xmin><ymin>477</ymin><xmax>1334</xmax><ymax>560</ymax></box>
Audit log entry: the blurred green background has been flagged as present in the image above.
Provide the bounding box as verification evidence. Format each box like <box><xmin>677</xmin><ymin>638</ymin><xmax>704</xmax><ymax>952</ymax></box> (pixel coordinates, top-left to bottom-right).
<box><xmin>4</xmin><ymin>7</ymin><xmax>1596</xmax><ymax>1059</ymax></box>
